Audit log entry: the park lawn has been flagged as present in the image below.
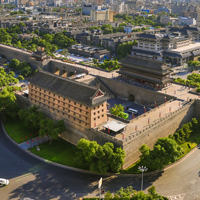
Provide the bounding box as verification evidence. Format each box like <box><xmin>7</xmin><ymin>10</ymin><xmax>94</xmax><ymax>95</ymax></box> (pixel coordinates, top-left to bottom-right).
<box><xmin>121</xmin><ymin>160</ymin><xmax>142</xmax><ymax>174</ymax></box>
<box><xmin>4</xmin><ymin>115</ymin><xmax>37</xmax><ymax>144</ymax></box>
<box><xmin>30</xmin><ymin>138</ymin><xmax>82</xmax><ymax>168</ymax></box>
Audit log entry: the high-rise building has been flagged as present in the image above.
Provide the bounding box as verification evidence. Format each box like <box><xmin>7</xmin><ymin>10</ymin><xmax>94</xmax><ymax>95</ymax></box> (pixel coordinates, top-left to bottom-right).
<box><xmin>91</xmin><ymin>8</ymin><xmax>114</xmax><ymax>22</ymax></box>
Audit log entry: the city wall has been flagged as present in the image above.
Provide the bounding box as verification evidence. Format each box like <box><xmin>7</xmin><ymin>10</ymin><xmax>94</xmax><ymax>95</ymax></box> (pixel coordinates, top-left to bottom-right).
<box><xmin>193</xmin><ymin>99</ymin><xmax>200</xmax><ymax>118</ymax></box>
<box><xmin>15</xmin><ymin>93</ymin><xmax>31</xmax><ymax>109</ymax></box>
<box><xmin>122</xmin><ymin>100</ymin><xmax>195</xmax><ymax>168</ymax></box>
<box><xmin>0</xmin><ymin>44</ymin><xmax>48</xmax><ymax>70</ymax></box>
<box><xmin>44</xmin><ymin>60</ymin><xmax>88</xmax><ymax>77</ymax></box>
<box><xmin>98</xmin><ymin>76</ymin><xmax>176</xmax><ymax>105</ymax></box>
<box><xmin>16</xmin><ymin>92</ymin><xmax>199</xmax><ymax>169</ymax></box>
<box><xmin>0</xmin><ymin>44</ymin><xmax>30</xmax><ymax>62</ymax></box>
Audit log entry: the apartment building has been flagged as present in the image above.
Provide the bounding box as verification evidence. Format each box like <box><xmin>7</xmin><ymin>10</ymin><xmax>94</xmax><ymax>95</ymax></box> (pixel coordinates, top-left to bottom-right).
<box><xmin>132</xmin><ymin>31</ymin><xmax>200</xmax><ymax>66</ymax></box>
<box><xmin>28</xmin><ymin>70</ymin><xmax>108</xmax><ymax>129</ymax></box>
<box><xmin>91</xmin><ymin>9</ymin><xmax>114</xmax><ymax>22</ymax></box>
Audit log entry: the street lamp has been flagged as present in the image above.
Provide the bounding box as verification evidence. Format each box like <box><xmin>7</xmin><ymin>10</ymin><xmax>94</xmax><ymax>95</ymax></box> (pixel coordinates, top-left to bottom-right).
<box><xmin>138</xmin><ymin>166</ymin><xmax>148</xmax><ymax>191</ymax></box>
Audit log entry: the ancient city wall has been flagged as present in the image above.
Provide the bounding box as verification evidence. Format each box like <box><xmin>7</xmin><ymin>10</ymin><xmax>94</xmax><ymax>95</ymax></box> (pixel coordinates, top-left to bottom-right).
<box><xmin>15</xmin><ymin>94</ymin><xmax>31</xmax><ymax>109</ymax></box>
<box><xmin>98</xmin><ymin>76</ymin><xmax>176</xmax><ymax>105</ymax></box>
<box><xmin>44</xmin><ymin>60</ymin><xmax>88</xmax><ymax>77</ymax></box>
<box><xmin>16</xmin><ymin>92</ymin><xmax>198</xmax><ymax>169</ymax></box>
<box><xmin>0</xmin><ymin>44</ymin><xmax>30</xmax><ymax>62</ymax></box>
<box><xmin>122</xmin><ymin>100</ymin><xmax>195</xmax><ymax>168</ymax></box>
<box><xmin>193</xmin><ymin>99</ymin><xmax>200</xmax><ymax>118</ymax></box>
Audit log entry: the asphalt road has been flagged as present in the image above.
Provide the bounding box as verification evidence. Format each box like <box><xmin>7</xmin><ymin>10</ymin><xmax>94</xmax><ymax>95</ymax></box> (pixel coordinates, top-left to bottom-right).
<box><xmin>1</xmin><ymin>118</ymin><xmax>200</xmax><ymax>200</ymax></box>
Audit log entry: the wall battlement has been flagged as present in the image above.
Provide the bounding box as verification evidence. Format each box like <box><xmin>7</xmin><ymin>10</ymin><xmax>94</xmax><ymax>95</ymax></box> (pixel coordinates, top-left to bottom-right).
<box><xmin>123</xmin><ymin>100</ymin><xmax>194</xmax><ymax>146</ymax></box>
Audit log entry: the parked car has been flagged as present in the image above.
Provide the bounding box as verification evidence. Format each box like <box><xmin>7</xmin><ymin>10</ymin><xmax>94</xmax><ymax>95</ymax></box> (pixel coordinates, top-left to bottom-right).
<box><xmin>0</xmin><ymin>178</ymin><xmax>9</xmax><ymax>186</ymax></box>
<box><xmin>21</xmin><ymin>84</ymin><xmax>27</xmax><ymax>88</ymax></box>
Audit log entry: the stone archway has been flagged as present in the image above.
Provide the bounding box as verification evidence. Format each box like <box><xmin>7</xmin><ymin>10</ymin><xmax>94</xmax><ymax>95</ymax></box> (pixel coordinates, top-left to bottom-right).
<box><xmin>69</xmin><ymin>72</ymin><xmax>74</xmax><ymax>77</ymax></box>
<box><xmin>61</xmin><ymin>69</ymin><xmax>67</xmax><ymax>78</ymax></box>
<box><xmin>53</xmin><ymin>67</ymin><xmax>60</xmax><ymax>76</ymax></box>
<box><xmin>128</xmin><ymin>94</ymin><xmax>135</xmax><ymax>102</ymax></box>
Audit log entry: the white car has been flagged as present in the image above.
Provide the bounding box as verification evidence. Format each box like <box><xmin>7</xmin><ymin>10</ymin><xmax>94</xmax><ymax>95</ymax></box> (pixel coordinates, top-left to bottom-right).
<box><xmin>0</xmin><ymin>178</ymin><xmax>9</xmax><ymax>185</ymax></box>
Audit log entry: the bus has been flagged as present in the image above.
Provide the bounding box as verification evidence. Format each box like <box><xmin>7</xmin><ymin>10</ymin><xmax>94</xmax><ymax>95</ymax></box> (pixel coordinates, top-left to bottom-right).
<box><xmin>127</xmin><ymin>108</ymin><xmax>138</xmax><ymax>115</ymax></box>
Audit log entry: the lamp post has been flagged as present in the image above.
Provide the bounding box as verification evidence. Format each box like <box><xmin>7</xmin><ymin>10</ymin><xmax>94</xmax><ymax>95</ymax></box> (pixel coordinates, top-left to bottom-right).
<box><xmin>138</xmin><ymin>166</ymin><xmax>148</xmax><ymax>191</ymax></box>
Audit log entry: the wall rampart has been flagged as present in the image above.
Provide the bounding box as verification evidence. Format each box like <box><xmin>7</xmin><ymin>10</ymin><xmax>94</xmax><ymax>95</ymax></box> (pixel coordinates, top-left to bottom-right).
<box><xmin>122</xmin><ymin>100</ymin><xmax>195</xmax><ymax>168</ymax></box>
<box><xmin>0</xmin><ymin>44</ymin><xmax>30</xmax><ymax>62</ymax></box>
<box><xmin>98</xmin><ymin>76</ymin><xmax>176</xmax><ymax>105</ymax></box>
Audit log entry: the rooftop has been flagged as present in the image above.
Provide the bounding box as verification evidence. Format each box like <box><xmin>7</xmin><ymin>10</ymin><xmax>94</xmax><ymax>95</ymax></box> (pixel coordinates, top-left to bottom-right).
<box><xmin>29</xmin><ymin>70</ymin><xmax>108</xmax><ymax>107</ymax></box>
<box><xmin>121</xmin><ymin>55</ymin><xmax>169</xmax><ymax>72</ymax></box>
<box><xmin>168</xmin><ymin>42</ymin><xmax>200</xmax><ymax>53</ymax></box>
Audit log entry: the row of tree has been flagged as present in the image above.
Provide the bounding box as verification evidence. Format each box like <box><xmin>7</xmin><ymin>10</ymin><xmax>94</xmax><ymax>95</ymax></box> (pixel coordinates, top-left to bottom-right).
<box><xmin>114</xmin><ymin>14</ymin><xmax>165</xmax><ymax>28</ymax></box>
<box><xmin>0</xmin><ymin>68</ymin><xmax>23</xmax><ymax>118</ymax></box>
<box><xmin>75</xmin><ymin>138</ymin><xmax>125</xmax><ymax>173</ymax></box>
<box><xmin>9</xmin><ymin>59</ymin><xmax>34</xmax><ymax>77</ymax></box>
<box><xmin>0</xmin><ymin>25</ymin><xmax>77</xmax><ymax>54</ymax></box>
<box><xmin>83</xmin><ymin>186</ymin><xmax>167</xmax><ymax>200</ymax></box>
<box><xmin>100</xmin><ymin>60</ymin><xmax>120</xmax><ymax>71</ymax></box>
<box><xmin>139</xmin><ymin>117</ymin><xmax>200</xmax><ymax>170</ymax></box>
<box><xmin>18</xmin><ymin>105</ymin><xmax>66</xmax><ymax>144</ymax></box>
<box><xmin>175</xmin><ymin>73</ymin><xmax>200</xmax><ymax>92</ymax></box>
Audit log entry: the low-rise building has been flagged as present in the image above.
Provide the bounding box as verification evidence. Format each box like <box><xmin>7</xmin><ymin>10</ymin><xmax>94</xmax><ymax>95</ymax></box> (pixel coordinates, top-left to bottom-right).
<box><xmin>180</xmin><ymin>17</ymin><xmax>196</xmax><ymax>26</ymax></box>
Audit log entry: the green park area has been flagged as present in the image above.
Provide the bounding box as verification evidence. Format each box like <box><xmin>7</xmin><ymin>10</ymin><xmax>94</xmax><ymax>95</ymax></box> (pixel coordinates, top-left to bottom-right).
<box><xmin>4</xmin><ymin>115</ymin><xmax>37</xmax><ymax>143</ymax></box>
<box><xmin>30</xmin><ymin>138</ymin><xmax>80</xmax><ymax>168</ymax></box>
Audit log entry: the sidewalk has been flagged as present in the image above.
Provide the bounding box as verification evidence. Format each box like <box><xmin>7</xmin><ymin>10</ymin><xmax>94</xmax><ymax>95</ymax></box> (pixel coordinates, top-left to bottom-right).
<box><xmin>19</xmin><ymin>135</ymin><xmax>49</xmax><ymax>150</ymax></box>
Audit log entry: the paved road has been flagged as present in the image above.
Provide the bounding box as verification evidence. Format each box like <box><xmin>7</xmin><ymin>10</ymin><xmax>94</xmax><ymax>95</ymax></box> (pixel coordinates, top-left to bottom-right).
<box><xmin>1</xmin><ymin>117</ymin><xmax>200</xmax><ymax>200</ymax></box>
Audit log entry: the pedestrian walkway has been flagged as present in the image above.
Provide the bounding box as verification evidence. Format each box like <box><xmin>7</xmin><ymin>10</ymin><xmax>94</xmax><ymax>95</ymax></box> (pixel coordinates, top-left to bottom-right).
<box><xmin>19</xmin><ymin>135</ymin><xmax>49</xmax><ymax>150</ymax></box>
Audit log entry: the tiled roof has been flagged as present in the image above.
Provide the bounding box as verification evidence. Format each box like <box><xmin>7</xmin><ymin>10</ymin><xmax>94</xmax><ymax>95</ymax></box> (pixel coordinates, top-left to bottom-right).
<box><xmin>121</xmin><ymin>55</ymin><xmax>169</xmax><ymax>71</ymax></box>
<box><xmin>138</xmin><ymin>33</ymin><xmax>159</xmax><ymax>39</ymax></box>
<box><xmin>29</xmin><ymin>70</ymin><xmax>107</xmax><ymax>106</ymax></box>
<box><xmin>162</xmin><ymin>52</ymin><xmax>182</xmax><ymax>58</ymax></box>
<box><xmin>131</xmin><ymin>49</ymin><xmax>162</xmax><ymax>56</ymax></box>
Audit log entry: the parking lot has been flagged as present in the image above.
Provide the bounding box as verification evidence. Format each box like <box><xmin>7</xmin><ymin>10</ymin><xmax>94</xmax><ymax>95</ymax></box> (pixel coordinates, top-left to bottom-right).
<box><xmin>107</xmin><ymin>98</ymin><xmax>150</xmax><ymax>120</ymax></box>
<box><xmin>54</xmin><ymin>53</ymin><xmax>93</xmax><ymax>63</ymax></box>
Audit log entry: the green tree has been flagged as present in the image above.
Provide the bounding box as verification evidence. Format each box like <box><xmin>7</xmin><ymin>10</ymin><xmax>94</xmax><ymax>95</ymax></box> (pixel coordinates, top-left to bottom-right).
<box><xmin>17</xmin><ymin>75</ymin><xmax>24</xmax><ymax>81</ymax></box>
<box><xmin>110</xmin><ymin>104</ymin><xmax>124</xmax><ymax>116</ymax></box>
<box><xmin>93</xmin><ymin>58</ymin><xmax>98</xmax><ymax>64</ymax></box>
<box><xmin>20</xmin><ymin>66</ymin><xmax>33</xmax><ymax>77</ymax></box>
<box><xmin>19</xmin><ymin>105</ymin><xmax>44</xmax><ymax>133</ymax></box>
<box><xmin>19</xmin><ymin>22</ymin><xmax>26</xmax><ymax>27</ymax></box>
<box><xmin>140</xmin><ymin>137</ymin><xmax>182</xmax><ymax>170</ymax></box>
<box><xmin>105</xmin><ymin>190</ymin><xmax>113</xmax><ymax>200</ymax></box>
<box><xmin>9</xmin><ymin>59</ymin><xmax>20</xmax><ymax>69</ymax></box>
<box><xmin>117</xmin><ymin>40</ymin><xmax>137</xmax><ymax>59</ymax></box>
<box><xmin>39</xmin><ymin>118</ymin><xmax>66</xmax><ymax>145</ymax></box>
<box><xmin>26</xmin><ymin>9</ymin><xmax>31</xmax><ymax>14</ymax></box>
<box><xmin>75</xmin><ymin>139</ymin><xmax>125</xmax><ymax>173</ymax></box>
<box><xmin>0</xmin><ymin>86</ymin><xmax>19</xmax><ymax>117</ymax></box>
<box><xmin>34</xmin><ymin>29</ymin><xmax>39</xmax><ymax>35</ymax></box>
<box><xmin>101</xmin><ymin>24</ymin><xmax>113</xmax><ymax>30</ymax></box>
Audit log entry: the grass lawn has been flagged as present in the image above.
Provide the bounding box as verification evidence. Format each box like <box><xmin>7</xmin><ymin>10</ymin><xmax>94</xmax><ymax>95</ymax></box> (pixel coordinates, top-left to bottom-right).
<box><xmin>30</xmin><ymin>138</ymin><xmax>82</xmax><ymax>168</ymax></box>
<box><xmin>4</xmin><ymin>115</ymin><xmax>38</xmax><ymax>144</ymax></box>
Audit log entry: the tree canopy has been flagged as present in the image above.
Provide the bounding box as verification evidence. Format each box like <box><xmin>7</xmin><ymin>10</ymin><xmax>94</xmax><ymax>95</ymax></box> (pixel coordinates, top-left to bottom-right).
<box><xmin>75</xmin><ymin>138</ymin><xmax>125</xmax><ymax>173</ymax></box>
<box><xmin>140</xmin><ymin>137</ymin><xmax>183</xmax><ymax>170</ymax></box>
<box><xmin>117</xmin><ymin>40</ymin><xmax>138</xmax><ymax>59</ymax></box>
